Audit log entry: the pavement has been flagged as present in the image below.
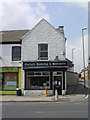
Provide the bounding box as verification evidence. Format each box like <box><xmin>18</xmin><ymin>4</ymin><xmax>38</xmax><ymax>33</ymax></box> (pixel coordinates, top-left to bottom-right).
<box><xmin>0</xmin><ymin>80</ymin><xmax>89</xmax><ymax>102</ymax></box>
<box><xmin>0</xmin><ymin>94</ymin><xmax>87</xmax><ymax>102</ymax></box>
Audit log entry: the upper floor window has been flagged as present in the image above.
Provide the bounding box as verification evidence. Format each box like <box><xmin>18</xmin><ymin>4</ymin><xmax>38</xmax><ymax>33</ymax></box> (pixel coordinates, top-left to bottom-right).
<box><xmin>12</xmin><ymin>46</ymin><xmax>21</xmax><ymax>61</ymax></box>
<box><xmin>38</xmin><ymin>44</ymin><xmax>48</xmax><ymax>60</ymax></box>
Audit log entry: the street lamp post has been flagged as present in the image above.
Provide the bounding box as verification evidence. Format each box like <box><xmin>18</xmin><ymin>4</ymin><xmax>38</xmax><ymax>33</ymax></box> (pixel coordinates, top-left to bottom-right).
<box><xmin>72</xmin><ymin>48</ymin><xmax>75</xmax><ymax>72</ymax></box>
<box><xmin>72</xmin><ymin>48</ymin><xmax>75</xmax><ymax>63</ymax></box>
<box><xmin>82</xmin><ymin>27</ymin><xmax>87</xmax><ymax>88</ymax></box>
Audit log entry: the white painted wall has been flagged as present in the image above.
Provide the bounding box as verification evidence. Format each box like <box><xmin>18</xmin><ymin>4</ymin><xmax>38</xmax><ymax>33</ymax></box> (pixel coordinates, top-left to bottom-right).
<box><xmin>88</xmin><ymin>38</ymin><xmax>90</xmax><ymax>63</ymax></box>
<box><xmin>0</xmin><ymin>44</ymin><xmax>21</xmax><ymax>67</ymax></box>
<box><xmin>0</xmin><ymin>45</ymin><xmax>2</xmax><ymax>67</ymax></box>
<box><xmin>22</xmin><ymin>19</ymin><xmax>66</xmax><ymax>62</ymax></box>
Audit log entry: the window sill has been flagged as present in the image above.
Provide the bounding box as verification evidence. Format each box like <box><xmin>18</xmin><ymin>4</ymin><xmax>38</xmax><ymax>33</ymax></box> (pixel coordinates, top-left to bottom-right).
<box><xmin>11</xmin><ymin>61</ymin><xmax>21</xmax><ymax>63</ymax></box>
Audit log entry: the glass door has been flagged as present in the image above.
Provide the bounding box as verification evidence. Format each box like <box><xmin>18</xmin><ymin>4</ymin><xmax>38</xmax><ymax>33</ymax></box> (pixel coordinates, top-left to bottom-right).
<box><xmin>53</xmin><ymin>71</ymin><xmax>63</xmax><ymax>95</ymax></box>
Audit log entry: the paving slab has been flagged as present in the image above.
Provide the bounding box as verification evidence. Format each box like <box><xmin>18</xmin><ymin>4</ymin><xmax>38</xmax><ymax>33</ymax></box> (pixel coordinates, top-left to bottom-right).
<box><xmin>0</xmin><ymin>94</ymin><xmax>87</xmax><ymax>102</ymax></box>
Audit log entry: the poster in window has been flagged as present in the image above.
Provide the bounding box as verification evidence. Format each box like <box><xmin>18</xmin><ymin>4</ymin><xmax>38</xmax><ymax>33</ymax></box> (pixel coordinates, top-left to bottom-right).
<box><xmin>4</xmin><ymin>73</ymin><xmax>17</xmax><ymax>90</ymax></box>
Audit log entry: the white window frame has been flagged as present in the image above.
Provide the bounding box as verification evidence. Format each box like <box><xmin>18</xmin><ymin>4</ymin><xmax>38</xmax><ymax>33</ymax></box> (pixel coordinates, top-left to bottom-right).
<box><xmin>38</xmin><ymin>43</ymin><xmax>48</xmax><ymax>60</ymax></box>
<box><xmin>10</xmin><ymin>44</ymin><xmax>21</xmax><ymax>62</ymax></box>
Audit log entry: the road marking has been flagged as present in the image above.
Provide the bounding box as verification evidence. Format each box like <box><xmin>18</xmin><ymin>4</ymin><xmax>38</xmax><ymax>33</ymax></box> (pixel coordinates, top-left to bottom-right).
<box><xmin>36</xmin><ymin>111</ymin><xmax>44</xmax><ymax>114</ymax></box>
<box><xmin>56</xmin><ymin>102</ymin><xmax>64</xmax><ymax>104</ymax></box>
<box><xmin>35</xmin><ymin>110</ymin><xmax>88</xmax><ymax>113</ymax></box>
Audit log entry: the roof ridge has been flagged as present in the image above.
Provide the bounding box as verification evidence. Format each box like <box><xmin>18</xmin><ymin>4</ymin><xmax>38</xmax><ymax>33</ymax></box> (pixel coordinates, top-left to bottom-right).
<box><xmin>0</xmin><ymin>29</ymin><xmax>30</xmax><ymax>32</ymax></box>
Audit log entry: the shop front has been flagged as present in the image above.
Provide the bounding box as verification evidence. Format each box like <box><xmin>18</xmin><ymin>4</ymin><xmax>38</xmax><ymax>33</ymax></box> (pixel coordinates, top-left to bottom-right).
<box><xmin>23</xmin><ymin>61</ymin><xmax>68</xmax><ymax>96</ymax></box>
<box><xmin>0</xmin><ymin>67</ymin><xmax>21</xmax><ymax>95</ymax></box>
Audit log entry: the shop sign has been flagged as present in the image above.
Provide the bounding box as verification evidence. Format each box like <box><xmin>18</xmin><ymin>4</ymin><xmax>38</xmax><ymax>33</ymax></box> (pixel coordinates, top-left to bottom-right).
<box><xmin>0</xmin><ymin>67</ymin><xmax>18</xmax><ymax>73</ymax></box>
<box><xmin>23</xmin><ymin>61</ymin><xmax>67</xmax><ymax>69</ymax></box>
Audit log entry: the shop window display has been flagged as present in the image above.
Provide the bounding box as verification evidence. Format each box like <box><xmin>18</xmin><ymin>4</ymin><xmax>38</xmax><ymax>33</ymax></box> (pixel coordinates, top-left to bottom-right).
<box><xmin>26</xmin><ymin>71</ymin><xmax>50</xmax><ymax>90</ymax></box>
<box><xmin>30</xmin><ymin>77</ymin><xmax>50</xmax><ymax>90</ymax></box>
<box><xmin>0</xmin><ymin>73</ymin><xmax>3</xmax><ymax>90</ymax></box>
<box><xmin>4</xmin><ymin>73</ymin><xmax>17</xmax><ymax>90</ymax></box>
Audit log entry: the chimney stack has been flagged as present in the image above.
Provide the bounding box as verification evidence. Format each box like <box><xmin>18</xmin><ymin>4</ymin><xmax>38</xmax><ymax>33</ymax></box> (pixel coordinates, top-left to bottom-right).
<box><xmin>58</xmin><ymin>26</ymin><xmax>64</xmax><ymax>35</ymax></box>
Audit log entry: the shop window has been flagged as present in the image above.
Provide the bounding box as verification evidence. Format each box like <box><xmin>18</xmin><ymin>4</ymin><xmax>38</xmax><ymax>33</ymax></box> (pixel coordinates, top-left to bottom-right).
<box><xmin>27</xmin><ymin>72</ymin><xmax>34</xmax><ymax>77</ymax></box>
<box><xmin>3</xmin><ymin>73</ymin><xmax>17</xmax><ymax>90</ymax></box>
<box><xmin>38</xmin><ymin>44</ymin><xmax>48</xmax><ymax>60</ymax></box>
<box><xmin>30</xmin><ymin>77</ymin><xmax>50</xmax><ymax>90</ymax></box>
<box><xmin>43</xmin><ymin>72</ymin><xmax>50</xmax><ymax>76</ymax></box>
<box><xmin>12</xmin><ymin>46</ymin><xmax>21</xmax><ymax>61</ymax></box>
<box><xmin>26</xmin><ymin>71</ymin><xmax>50</xmax><ymax>90</ymax></box>
<box><xmin>53</xmin><ymin>71</ymin><xmax>63</xmax><ymax>76</ymax></box>
<box><xmin>57</xmin><ymin>72</ymin><xmax>62</xmax><ymax>75</ymax></box>
<box><xmin>0</xmin><ymin>73</ymin><xmax>3</xmax><ymax>90</ymax></box>
<box><xmin>34</xmin><ymin>72</ymin><xmax>41</xmax><ymax>76</ymax></box>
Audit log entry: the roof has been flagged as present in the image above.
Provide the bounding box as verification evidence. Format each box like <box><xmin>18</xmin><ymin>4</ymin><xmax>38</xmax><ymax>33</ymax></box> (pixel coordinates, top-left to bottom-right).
<box><xmin>66</xmin><ymin>58</ymin><xmax>74</xmax><ymax>67</ymax></box>
<box><xmin>0</xmin><ymin>18</ymin><xmax>66</xmax><ymax>44</ymax></box>
<box><xmin>0</xmin><ymin>29</ymin><xmax>29</xmax><ymax>44</ymax></box>
<box><xmin>66</xmin><ymin>58</ymin><xmax>73</xmax><ymax>63</ymax></box>
<box><xmin>21</xmin><ymin>18</ymin><xmax>66</xmax><ymax>40</ymax></box>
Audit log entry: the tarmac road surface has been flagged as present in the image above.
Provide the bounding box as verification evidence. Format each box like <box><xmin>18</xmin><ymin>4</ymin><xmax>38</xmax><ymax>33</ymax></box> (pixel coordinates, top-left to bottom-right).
<box><xmin>1</xmin><ymin>99</ymin><xmax>88</xmax><ymax>118</ymax></box>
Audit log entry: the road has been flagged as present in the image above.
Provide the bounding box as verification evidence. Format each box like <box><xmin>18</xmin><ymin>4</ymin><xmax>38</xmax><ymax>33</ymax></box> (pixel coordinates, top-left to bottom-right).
<box><xmin>1</xmin><ymin>99</ymin><xmax>88</xmax><ymax>118</ymax></box>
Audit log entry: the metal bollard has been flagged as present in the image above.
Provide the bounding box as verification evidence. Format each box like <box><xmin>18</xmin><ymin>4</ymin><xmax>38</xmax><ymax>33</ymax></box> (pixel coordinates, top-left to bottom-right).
<box><xmin>55</xmin><ymin>89</ymin><xmax>58</xmax><ymax>100</ymax></box>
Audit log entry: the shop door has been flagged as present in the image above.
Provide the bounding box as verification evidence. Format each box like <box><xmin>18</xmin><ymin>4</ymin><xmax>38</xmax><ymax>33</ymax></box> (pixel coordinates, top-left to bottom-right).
<box><xmin>54</xmin><ymin>76</ymin><xmax>62</xmax><ymax>95</ymax></box>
